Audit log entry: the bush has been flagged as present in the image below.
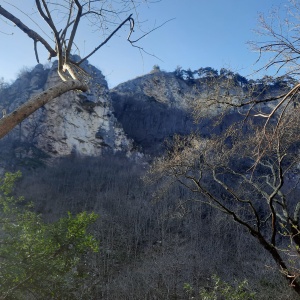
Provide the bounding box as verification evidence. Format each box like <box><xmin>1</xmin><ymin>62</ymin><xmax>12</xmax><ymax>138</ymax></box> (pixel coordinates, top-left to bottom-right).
<box><xmin>0</xmin><ymin>171</ymin><xmax>98</xmax><ymax>299</ymax></box>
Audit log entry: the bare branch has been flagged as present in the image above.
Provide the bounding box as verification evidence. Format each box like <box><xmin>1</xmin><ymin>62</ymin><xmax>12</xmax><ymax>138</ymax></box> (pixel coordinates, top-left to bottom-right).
<box><xmin>35</xmin><ymin>0</ymin><xmax>64</xmax><ymax>71</ymax></box>
<box><xmin>66</xmin><ymin>0</ymin><xmax>82</xmax><ymax>60</ymax></box>
<box><xmin>0</xmin><ymin>80</ymin><xmax>88</xmax><ymax>139</ymax></box>
<box><xmin>77</xmin><ymin>14</ymin><xmax>134</xmax><ymax>65</ymax></box>
<box><xmin>0</xmin><ymin>5</ymin><xmax>56</xmax><ymax>59</ymax></box>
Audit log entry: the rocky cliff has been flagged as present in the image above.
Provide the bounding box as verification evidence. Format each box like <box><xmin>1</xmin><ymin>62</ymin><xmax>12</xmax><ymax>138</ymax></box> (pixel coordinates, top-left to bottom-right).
<box><xmin>110</xmin><ymin>69</ymin><xmax>288</xmax><ymax>155</ymax></box>
<box><xmin>110</xmin><ymin>70</ymin><xmax>240</xmax><ymax>154</ymax></box>
<box><xmin>0</xmin><ymin>59</ymin><xmax>132</xmax><ymax>160</ymax></box>
<box><xmin>110</xmin><ymin>70</ymin><xmax>203</xmax><ymax>154</ymax></box>
<box><xmin>0</xmin><ymin>64</ymin><xmax>286</xmax><ymax>163</ymax></box>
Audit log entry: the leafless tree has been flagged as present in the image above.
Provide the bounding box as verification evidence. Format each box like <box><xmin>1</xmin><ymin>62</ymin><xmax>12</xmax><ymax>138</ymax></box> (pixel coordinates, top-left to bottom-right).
<box><xmin>148</xmin><ymin>107</ymin><xmax>300</xmax><ymax>295</ymax></box>
<box><xmin>146</xmin><ymin>2</ymin><xmax>300</xmax><ymax>295</ymax></box>
<box><xmin>181</xmin><ymin>1</ymin><xmax>300</xmax><ymax>161</ymax></box>
<box><xmin>16</xmin><ymin>155</ymin><xmax>286</xmax><ymax>299</ymax></box>
<box><xmin>0</xmin><ymin>0</ymin><xmax>160</xmax><ymax>138</ymax></box>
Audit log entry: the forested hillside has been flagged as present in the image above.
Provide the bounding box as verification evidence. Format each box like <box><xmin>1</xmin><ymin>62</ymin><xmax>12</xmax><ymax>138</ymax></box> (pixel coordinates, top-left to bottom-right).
<box><xmin>3</xmin><ymin>0</ymin><xmax>300</xmax><ymax>299</ymax></box>
<box><xmin>0</xmin><ymin>65</ymin><xmax>298</xmax><ymax>299</ymax></box>
<box><xmin>14</xmin><ymin>156</ymin><xmax>295</xmax><ymax>299</ymax></box>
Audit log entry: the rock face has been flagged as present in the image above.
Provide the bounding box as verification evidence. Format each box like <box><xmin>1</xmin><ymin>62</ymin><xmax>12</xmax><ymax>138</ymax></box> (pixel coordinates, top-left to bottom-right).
<box><xmin>110</xmin><ymin>70</ymin><xmax>287</xmax><ymax>155</ymax></box>
<box><xmin>0</xmin><ymin>65</ymin><xmax>287</xmax><ymax>162</ymax></box>
<box><xmin>111</xmin><ymin>70</ymin><xmax>196</xmax><ymax>109</ymax></box>
<box><xmin>0</xmin><ymin>60</ymin><xmax>132</xmax><ymax>158</ymax></box>
<box><xmin>111</xmin><ymin>71</ymin><xmax>218</xmax><ymax>154</ymax></box>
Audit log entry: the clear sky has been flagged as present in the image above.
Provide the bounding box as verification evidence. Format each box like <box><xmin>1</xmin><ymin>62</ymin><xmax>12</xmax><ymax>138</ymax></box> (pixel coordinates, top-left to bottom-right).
<box><xmin>0</xmin><ymin>0</ymin><xmax>286</xmax><ymax>87</ymax></box>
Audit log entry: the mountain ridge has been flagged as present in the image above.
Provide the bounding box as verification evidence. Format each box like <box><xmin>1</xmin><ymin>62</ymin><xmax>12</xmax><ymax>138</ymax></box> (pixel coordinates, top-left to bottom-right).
<box><xmin>0</xmin><ymin>62</ymin><xmax>287</xmax><ymax>165</ymax></box>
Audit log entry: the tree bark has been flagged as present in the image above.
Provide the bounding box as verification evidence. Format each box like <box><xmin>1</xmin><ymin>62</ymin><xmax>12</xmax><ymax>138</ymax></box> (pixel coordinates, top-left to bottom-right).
<box><xmin>0</xmin><ymin>79</ymin><xmax>88</xmax><ymax>139</ymax></box>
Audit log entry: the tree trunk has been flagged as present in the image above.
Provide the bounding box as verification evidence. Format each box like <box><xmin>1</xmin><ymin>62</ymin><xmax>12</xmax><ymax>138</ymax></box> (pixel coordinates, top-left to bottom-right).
<box><xmin>255</xmin><ymin>232</ymin><xmax>300</xmax><ymax>296</ymax></box>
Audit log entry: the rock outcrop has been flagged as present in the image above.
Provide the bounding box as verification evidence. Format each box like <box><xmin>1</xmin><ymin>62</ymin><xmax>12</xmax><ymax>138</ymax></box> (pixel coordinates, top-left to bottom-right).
<box><xmin>110</xmin><ymin>70</ymin><xmax>220</xmax><ymax>154</ymax></box>
<box><xmin>0</xmin><ymin>65</ymin><xmax>287</xmax><ymax>162</ymax></box>
<box><xmin>0</xmin><ymin>60</ymin><xmax>132</xmax><ymax>159</ymax></box>
<box><xmin>111</xmin><ymin>70</ymin><xmax>196</xmax><ymax>109</ymax></box>
<box><xmin>110</xmin><ymin>70</ymin><xmax>287</xmax><ymax>155</ymax></box>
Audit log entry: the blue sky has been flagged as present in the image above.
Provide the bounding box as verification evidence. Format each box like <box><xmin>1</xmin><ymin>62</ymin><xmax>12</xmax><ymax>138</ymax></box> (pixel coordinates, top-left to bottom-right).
<box><xmin>0</xmin><ymin>0</ymin><xmax>285</xmax><ymax>87</ymax></box>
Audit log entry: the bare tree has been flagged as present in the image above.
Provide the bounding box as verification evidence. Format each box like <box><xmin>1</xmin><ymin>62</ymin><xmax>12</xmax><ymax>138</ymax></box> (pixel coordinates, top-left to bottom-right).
<box><xmin>0</xmin><ymin>0</ymin><xmax>158</xmax><ymax>138</ymax></box>
<box><xmin>180</xmin><ymin>1</ymin><xmax>300</xmax><ymax>160</ymax></box>
<box><xmin>148</xmin><ymin>107</ymin><xmax>300</xmax><ymax>295</ymax></box>
<box><xmin>203</xmin><ymin>1</ymin><xmax>300</xmax><ymax>130</ymax></box>
<box><xmin>146</xmin><ymin>1</ymin><xmax>300</xmax><ymax>296</ymax></box>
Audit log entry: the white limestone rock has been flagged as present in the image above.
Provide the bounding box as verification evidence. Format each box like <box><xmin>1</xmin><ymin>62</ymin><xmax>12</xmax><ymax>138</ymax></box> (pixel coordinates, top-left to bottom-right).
<box><xmin>0</xmin><ymin>61</ymin><xmax>132</xmax><ymax>158</ymax></box>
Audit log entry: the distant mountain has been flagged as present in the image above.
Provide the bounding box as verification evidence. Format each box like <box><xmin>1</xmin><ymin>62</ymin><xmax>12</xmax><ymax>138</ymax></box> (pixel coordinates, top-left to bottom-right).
<box><xmin>110</xmin><ymin>70</ymin><xmax>200</xmax><ymax>155</ymax></box>
<box><xmin>0</xmin><ymin>64</ymin><xmax>295</xmax><ymax>299</ymax></box>
<box><xmin>0</xmin><ymin>63</ymin><xmax>287</xmax><ymax>166</ymax></box>
<box><xmin>110</xmin><ymin>68</ymin><xmax>284</xmax><ymax>155</ymax></box>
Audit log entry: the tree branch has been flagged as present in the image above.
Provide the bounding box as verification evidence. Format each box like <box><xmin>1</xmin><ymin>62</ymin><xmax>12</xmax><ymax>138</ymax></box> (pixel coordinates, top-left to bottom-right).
<box><xmin>77</xmin><ymin>14</ymin><xmax>133</xmax><ymax>65</ymax></box>
<box><xmin>66</xmin><ymin>0</ymin><xmax>82</xmax><ymax>60</ymax></box>
<box><xmin>0</xmin><ymin>80</ymin><xmax>88</xmax><ymax>139</ymax></box>
<box><xmin>0</xmin><ymin>5</ymin><xmax>56</xmax><ymax>60</ymax></box>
